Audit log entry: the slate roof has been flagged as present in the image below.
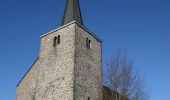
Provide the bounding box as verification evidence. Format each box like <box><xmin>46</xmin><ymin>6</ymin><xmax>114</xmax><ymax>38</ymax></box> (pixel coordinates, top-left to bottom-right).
<box><xmin>61</xmin><ymin>0</ymin><xmax>83</xmax><ymax>26</ymax></box>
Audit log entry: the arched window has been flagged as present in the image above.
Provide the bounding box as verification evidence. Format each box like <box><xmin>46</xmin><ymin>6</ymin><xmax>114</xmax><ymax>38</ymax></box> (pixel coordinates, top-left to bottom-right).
<box><xmin>86</xmin><ymin>38</ymin><xmax>91</xmax><ymax>49</ymax></box>
<box><xmin>57</xmin><ymin>35</ymin><xmax>60</xmax><ymax>44</ymax></box>
<box><xmin>53</xmin><ymin>35</ymin><xmax>60</xmax><ymax>47</ymax></box>
<box><xmin>88</xmin><ymin>97</ymin><xmax>90</xmax><ymax>100</ymax></box>
<box><xmin>53</xmin><ymin>37</ymin><xmax>57</xmax><ymax>47</ymax></box>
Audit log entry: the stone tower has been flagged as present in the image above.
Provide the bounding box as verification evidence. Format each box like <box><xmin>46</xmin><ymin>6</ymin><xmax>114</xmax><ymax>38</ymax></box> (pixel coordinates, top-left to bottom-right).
<box><xmin>16</xmin><ymin>0</ymin><xmax>103</xmax><ymax>100</ymax></box>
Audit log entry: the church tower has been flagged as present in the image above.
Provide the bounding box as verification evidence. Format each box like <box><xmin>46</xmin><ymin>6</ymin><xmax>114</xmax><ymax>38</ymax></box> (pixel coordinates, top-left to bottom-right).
<box><xmin>17</xmin><ymin>0</ymin><xmax>103</xmax><ymax>100</ymax></box>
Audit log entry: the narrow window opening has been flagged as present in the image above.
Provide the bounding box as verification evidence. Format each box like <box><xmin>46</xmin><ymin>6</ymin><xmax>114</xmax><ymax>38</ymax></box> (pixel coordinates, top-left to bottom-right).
<box><xmin>88</xmin><ymin>40</ymin><xmax>91</xmax><ymax>49</ymax></box>
<box><xmin>86</xmin><ymin>38</ymin><xmax>91</xmax><ymax>49</ymax></box>
<box><xmin>57</xmin><ymin>35</ymin><xmax>60</xmax><ymax>44</ymax></box>
<box><xmin>53</xmin><ymin>35</ymin><xmax>60</xmax><ymax>47</ymax></box>
<box><xmin>53</xmin><ymin>37</ymin><xmax>57</xmax><ymax>47</ymax></box>
<box><xmin>88</xmin><ymin>97</ymin><xmax>90</xmax><ymax>100</ymax></box>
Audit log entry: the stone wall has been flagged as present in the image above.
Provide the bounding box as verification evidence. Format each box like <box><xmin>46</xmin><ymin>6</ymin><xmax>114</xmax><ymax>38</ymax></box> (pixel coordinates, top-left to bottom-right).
<box><xmin>74</xmin><ymin>24</ymin><xmax>103</xmax><ymax>100</ymax></box>
<box><xmin>17</xmin><ymin>22</ymin><xmax>103</xmax><ymax>100</ymax></box>
<box><xmin>17</xmin><ymin>24</ymin><xmax>76</xmax><ymax>100</ymax></box>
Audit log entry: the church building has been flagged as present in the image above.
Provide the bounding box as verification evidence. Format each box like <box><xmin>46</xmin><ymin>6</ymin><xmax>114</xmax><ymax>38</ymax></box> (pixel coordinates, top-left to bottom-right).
<box><xmin>16</xmin><ymin>0</ymin><xmax>128</xmax><ymax>100</ymax></box>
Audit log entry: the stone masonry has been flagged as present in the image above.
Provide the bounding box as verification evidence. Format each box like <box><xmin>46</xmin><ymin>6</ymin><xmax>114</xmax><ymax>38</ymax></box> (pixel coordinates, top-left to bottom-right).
<box><xmin>16</xmin><ymin>0</ymin><xmax>128</xmax><ymax>99</ymax></box>
<box><xmin>74</xmin><ymin>23</ymin><xmax>103</xmax><ymax>100</ymax></box>
<box><xmin>16</xmin><ymin>21</ymin><xmax>103</xmax><ymax>100</ymax></box>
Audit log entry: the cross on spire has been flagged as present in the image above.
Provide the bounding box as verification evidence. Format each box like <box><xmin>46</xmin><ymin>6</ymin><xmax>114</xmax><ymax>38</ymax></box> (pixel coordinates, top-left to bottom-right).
<box><xmin>61</xmin><ymin>0</ymin><xmax>83</xmax><ymax>26</ymax></box>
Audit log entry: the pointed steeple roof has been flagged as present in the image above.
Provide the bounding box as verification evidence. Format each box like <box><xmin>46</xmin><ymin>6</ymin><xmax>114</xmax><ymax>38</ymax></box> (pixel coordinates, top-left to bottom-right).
<box><xmin>61</xmin><ymin>0</ymin><xmax>83</xmax><ymax>26</ymax></box>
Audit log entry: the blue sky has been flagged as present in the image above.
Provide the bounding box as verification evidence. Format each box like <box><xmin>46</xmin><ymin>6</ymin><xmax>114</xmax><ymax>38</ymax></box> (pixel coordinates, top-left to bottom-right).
<box><xmin>0</xmin><ymin>0</ymin><xmax>170</xmax><ymax>100</ymax></box>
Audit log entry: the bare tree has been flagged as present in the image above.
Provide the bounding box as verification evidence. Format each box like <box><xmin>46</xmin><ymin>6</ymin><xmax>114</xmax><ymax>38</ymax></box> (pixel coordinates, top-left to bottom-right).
<box><xmin>104</xmin><ymin>50</ymin><xmax>149</xmax><ymax>100</ymax></box>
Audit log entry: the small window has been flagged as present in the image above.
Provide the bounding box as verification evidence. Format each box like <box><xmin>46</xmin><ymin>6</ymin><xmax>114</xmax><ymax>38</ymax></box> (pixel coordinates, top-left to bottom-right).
<box><xmin>88</xmin><ymin>97</ymin><xmax>90</xmax><ymax>100</ymax></box>
<box><xmin>53</xmin><ymin>35</ymin><xmax>60</xmax><ymax>47</ymax></box>
<box><xmin>86</xmin><ymin>38</ymin><xmax>91</xmax><ymax>49</ymax></box>
<box><xmin>53</xmin><ymin>37</ymin><xmax>57</xmax><ymax>47</ymax></box>
<box><xmin>57</xmin><ymin>35</ymin><xmax>60</xmax><ymax>44</ymax></box>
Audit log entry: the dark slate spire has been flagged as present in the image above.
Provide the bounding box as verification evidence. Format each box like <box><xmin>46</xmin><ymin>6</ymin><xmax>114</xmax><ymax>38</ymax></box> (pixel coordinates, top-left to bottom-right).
<box><xmin>61</xmin><ymin>0</ymin><xmax>83</xmax><ymax>26</ymax></box>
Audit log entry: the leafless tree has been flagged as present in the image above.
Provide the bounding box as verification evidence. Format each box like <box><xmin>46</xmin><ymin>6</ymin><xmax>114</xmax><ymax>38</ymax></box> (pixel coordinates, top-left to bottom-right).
<box><xmin>104</xmin><ymin>50</ymin><xmax>149</xmax><ymax>100</ymax></box>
